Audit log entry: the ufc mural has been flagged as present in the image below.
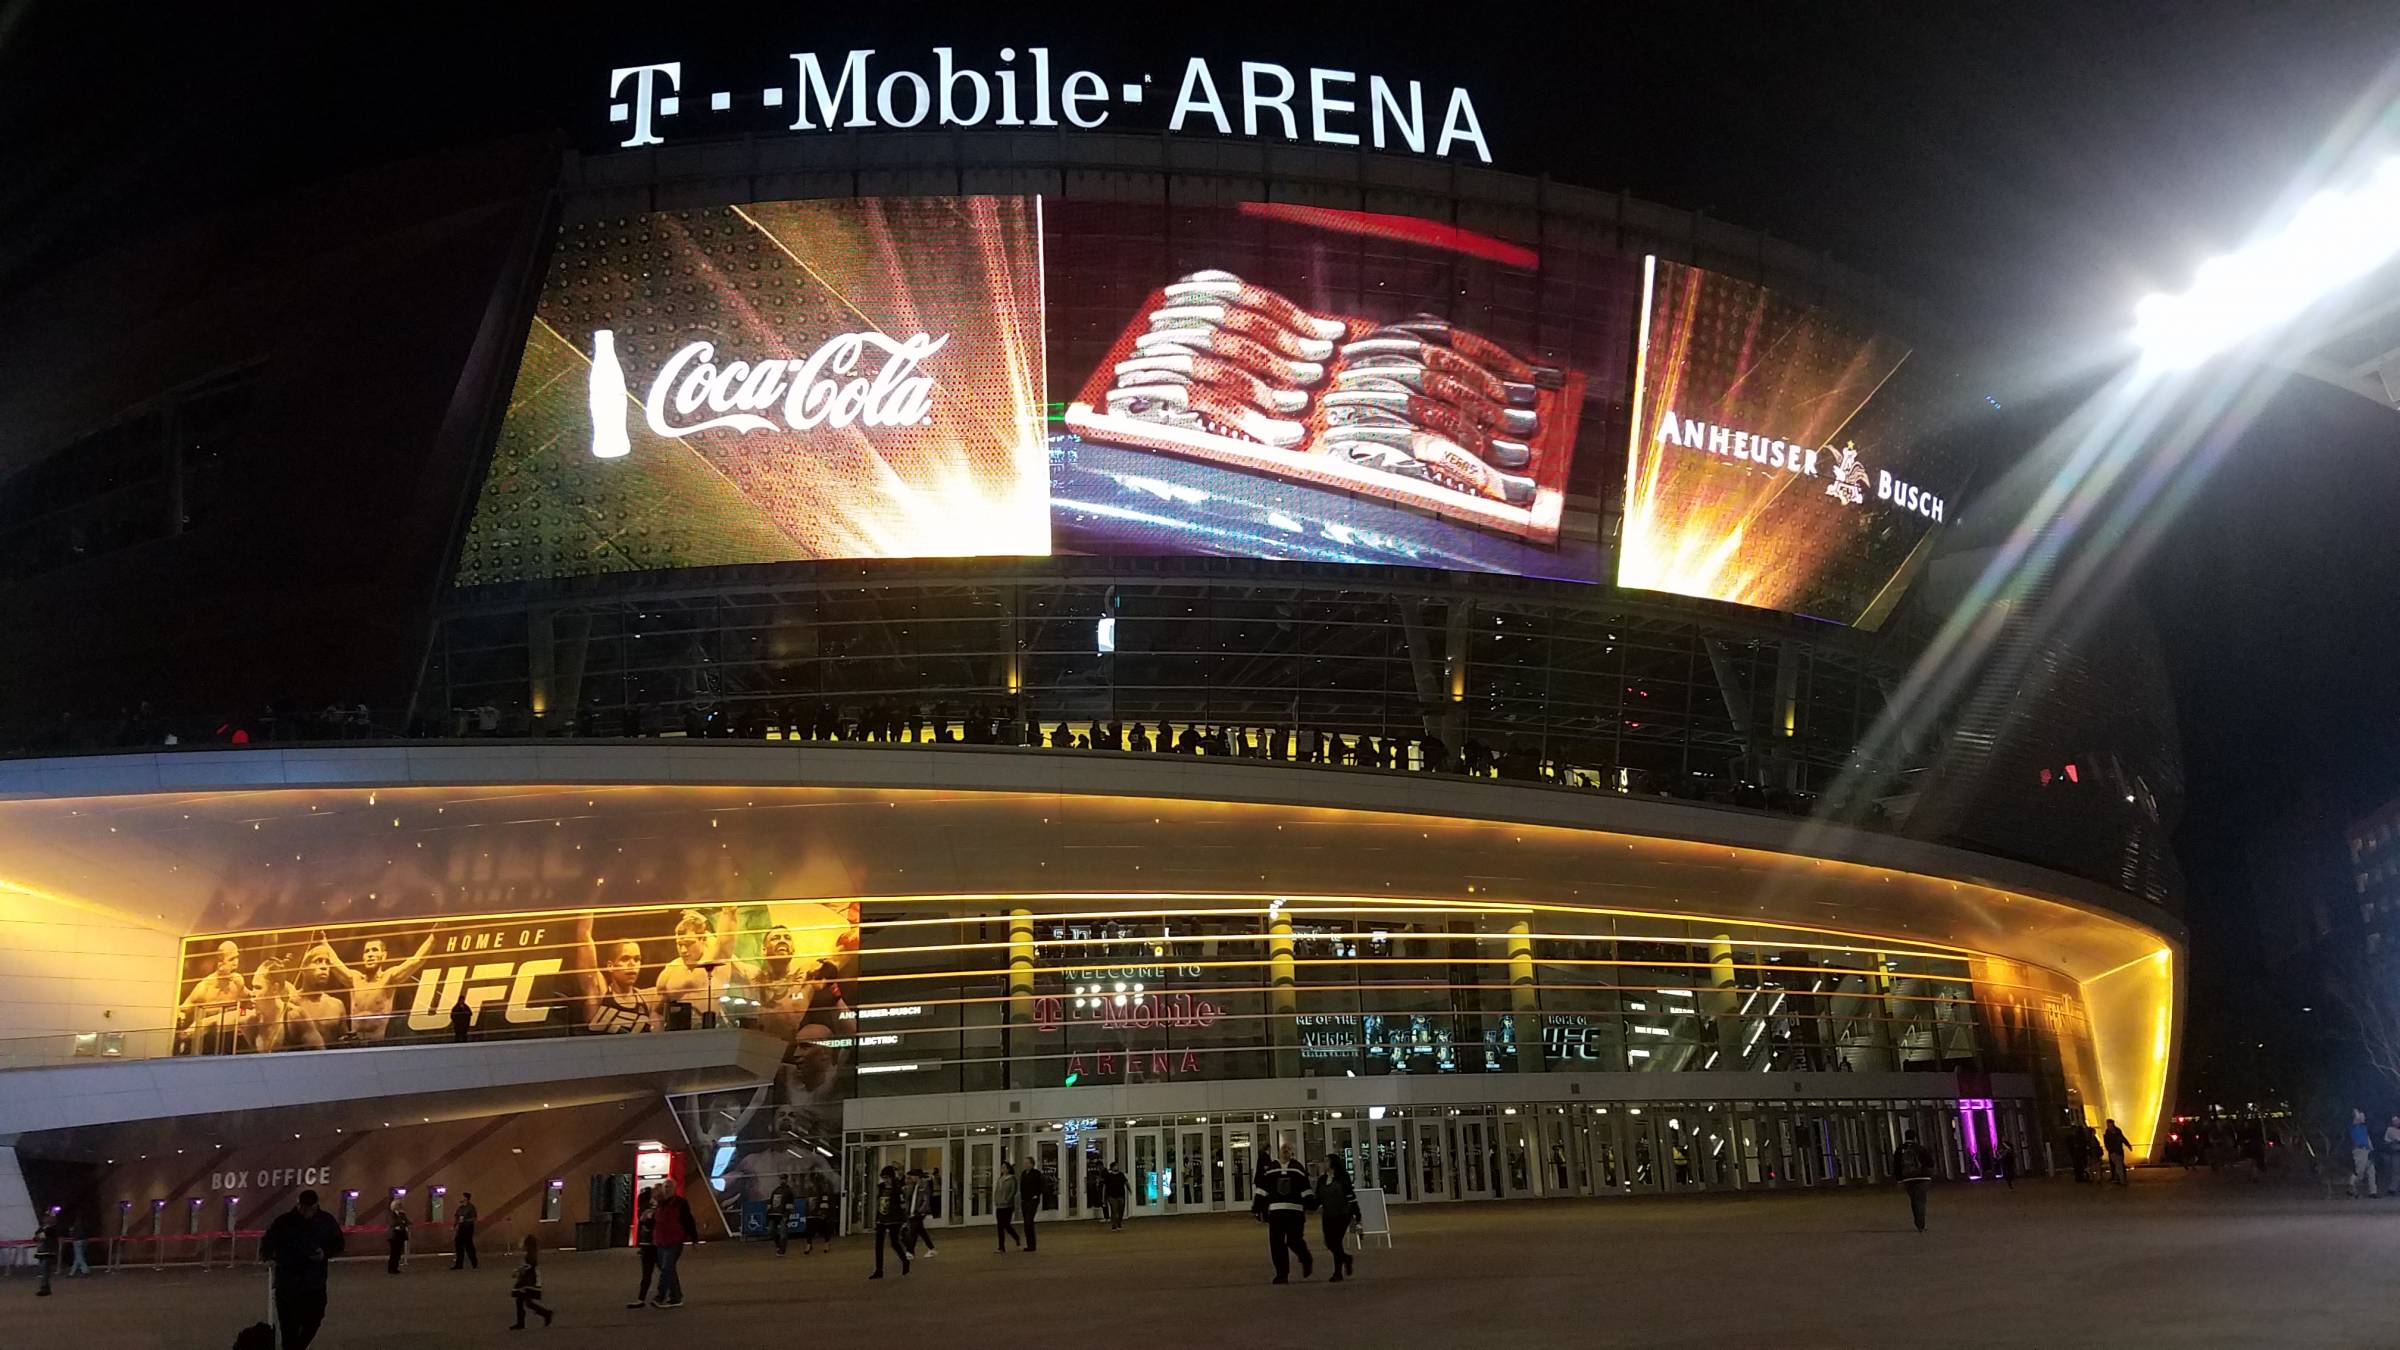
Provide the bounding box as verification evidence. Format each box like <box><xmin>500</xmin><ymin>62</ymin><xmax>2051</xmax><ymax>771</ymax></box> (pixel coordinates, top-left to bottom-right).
<box><xmin>174</xmin><ymin>899</ymin><xmax>860</xmax><ymax>1053</ymax></box>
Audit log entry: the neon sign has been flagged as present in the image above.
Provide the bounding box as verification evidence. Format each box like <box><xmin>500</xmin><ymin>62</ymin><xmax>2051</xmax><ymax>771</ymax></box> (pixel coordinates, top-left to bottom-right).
<box><xmin>1034</xmin><ymin>991</ymin><xmax>1221</xmax><ymax>1033</ymax></box>
<box><xmin>606</xmin><ymin>53</ymin><xmax>1492</xmax><ymax>162</ymax></box>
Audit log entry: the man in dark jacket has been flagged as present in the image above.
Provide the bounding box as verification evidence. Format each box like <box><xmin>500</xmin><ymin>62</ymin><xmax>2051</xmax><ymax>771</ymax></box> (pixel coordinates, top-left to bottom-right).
<box><xmin>451</xmin><ymin>1192</ymin><xmax>479</xmax><ymax>1269</ymax></box>
<box><xmin>1892</xmin><ymin>1131</ymin><xmax>1936</xmax><ymax>1232</ymax></box>
<box><xmin>1252</xmin><ymin>1139</ymin><xmax>1315</xmax><ymax>1283</ymax></box>
<box><xmin>869</xmin><ymin>1164</ymin><xmax>910</xmax><ymax>1279</ymax></box>
<box><xmin>260</xmin><ymin>1189</ymin><xmax>346</xmax><ymax>1349</ymax></box>
<box><xmin>1018</xmin><ymin>1158</ymin><xmax>1047</xmax><ymax>1252</ymax></box>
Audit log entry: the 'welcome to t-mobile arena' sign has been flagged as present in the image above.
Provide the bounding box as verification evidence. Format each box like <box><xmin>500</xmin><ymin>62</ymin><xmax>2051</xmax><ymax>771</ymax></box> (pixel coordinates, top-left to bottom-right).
<box><xmin>608</xmin><ymin>50</ymin><xmax>1492</xmax><ymax>162</ymax></box>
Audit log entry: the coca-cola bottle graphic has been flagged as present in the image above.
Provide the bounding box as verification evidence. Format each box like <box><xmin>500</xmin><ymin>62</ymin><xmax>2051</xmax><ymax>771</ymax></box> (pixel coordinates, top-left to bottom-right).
<box><xmin>588</xmin><ymin>328</ymin><xmax>632</xmax><ymax>459</ymax></box>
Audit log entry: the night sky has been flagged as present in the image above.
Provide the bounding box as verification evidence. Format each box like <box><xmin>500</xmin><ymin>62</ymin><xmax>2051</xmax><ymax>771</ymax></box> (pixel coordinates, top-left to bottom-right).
<box><xmin>3</xmin><ymin>1</ymin><xmax>2396</xmax><ymax>1098</ymax></box>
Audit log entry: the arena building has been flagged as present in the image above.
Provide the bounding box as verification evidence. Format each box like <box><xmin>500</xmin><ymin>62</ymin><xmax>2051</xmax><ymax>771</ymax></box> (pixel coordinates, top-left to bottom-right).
<box><xmin>0</xmin><ymin>51</ymin><xmax>2183</xmax><ymax>1251</ymax></box>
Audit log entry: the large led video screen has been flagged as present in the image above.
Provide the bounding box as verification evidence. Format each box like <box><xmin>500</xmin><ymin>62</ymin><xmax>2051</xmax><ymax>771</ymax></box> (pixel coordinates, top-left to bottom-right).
<box><xmin>456</xmin><ymin>197</ymin><xmax>1049</xmax><ymax>583</ymax></box>
<box><xmin>458</xmin><ymin>195</ymin><xmax>1639</xmax><ymax>587</ymax></box>
<box><xmin>1617</xmin><ymin>257</ymin><xmax>1967</xmax><ymax>627</ymax></box>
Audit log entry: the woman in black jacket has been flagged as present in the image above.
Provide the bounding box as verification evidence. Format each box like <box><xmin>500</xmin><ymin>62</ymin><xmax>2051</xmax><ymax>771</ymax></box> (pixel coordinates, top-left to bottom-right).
<box><xmin>1315</xmin><ymin>1155</ymin><xmax>1358</xmax><ymax>1282</ymax></box>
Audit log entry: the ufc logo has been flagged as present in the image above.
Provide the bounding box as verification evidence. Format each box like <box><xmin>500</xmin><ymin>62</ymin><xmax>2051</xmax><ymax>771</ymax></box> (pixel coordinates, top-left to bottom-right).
<box><xmin>407</xmin><ymin>960</ymin><xmax>563</xmax><ymax>1031</ymax></box>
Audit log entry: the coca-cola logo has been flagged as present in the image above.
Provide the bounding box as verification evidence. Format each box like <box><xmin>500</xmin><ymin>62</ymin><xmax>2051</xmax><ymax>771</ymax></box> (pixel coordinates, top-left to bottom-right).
<box><xmin>629</xmin><ymin>330</ymin><xmax>946</xmax><ymax>439</ymax></box>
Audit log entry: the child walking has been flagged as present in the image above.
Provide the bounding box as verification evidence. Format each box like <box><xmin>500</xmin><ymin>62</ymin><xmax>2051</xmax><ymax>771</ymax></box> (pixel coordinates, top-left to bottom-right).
<box><xmin>511</xmin><ymin>1234</ymin><xmax>555</xmax><ymax>1329</ymax></box>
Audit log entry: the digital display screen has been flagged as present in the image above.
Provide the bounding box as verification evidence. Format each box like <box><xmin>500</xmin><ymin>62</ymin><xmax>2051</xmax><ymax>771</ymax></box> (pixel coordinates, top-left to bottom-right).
<box><xmin>1616</xmin><ymin>258</ymin><xmax>1967</xmax><ymax>628</ymax></box>
<box><xmin>459</xmin><ymin>195</ymin><xmax>1640</xmax><ymax>587</ymax></box>
<box><xmin>456</xmin><ymin>197</ymin><xmax>1049</xmax><ymax>584</ymax></box>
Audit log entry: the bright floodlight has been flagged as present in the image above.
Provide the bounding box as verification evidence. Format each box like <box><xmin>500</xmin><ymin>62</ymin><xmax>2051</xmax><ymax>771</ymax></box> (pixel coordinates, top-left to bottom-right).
<box><xmin>2133</xmin><ymin>155</ymin><xmax>2400</xmax><ymax>369</ymax></box>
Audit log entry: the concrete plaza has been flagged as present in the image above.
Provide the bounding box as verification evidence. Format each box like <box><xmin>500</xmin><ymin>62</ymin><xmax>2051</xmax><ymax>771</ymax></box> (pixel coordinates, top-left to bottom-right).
<box><xmin>12</xmin><ymin>1170</ymin><xmax>2389</xmax><ymax>1349</ymax></box>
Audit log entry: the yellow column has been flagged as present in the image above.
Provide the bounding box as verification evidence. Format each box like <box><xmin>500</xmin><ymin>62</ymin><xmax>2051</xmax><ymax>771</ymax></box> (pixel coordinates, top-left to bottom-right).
<box><xmin>1007</xmin><ymin>909</ymin><xmax>1035</xmax><ymax>1087</ymax></box>
<box><xmin>1509</xmin><ymin>920</ymin><xmax>1541</xmax><ymax>1073</ymax></box>
<box><xmin>1268</xmin><ymin>907</ymin><xmax>1297</xmax><ymax>1078</ymax></box>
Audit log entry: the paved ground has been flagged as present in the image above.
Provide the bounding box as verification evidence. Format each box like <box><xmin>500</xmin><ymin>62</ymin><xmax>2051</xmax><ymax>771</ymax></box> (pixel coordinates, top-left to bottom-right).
<box><xmin>14</xmin><ymin>1170</ymin><xmax>2400</xmax><ymax>1349</ymax></box>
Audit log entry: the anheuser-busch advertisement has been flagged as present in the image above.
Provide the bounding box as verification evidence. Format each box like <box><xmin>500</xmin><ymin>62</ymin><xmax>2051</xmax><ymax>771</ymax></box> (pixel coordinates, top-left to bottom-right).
<box><xmin>1617</xmin><ymin>258</ymin><xmax>1973</xmax><ymax>628</ymax></box>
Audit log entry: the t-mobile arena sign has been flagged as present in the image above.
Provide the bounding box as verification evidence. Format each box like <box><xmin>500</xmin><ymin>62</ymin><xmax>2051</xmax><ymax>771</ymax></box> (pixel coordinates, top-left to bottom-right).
<box><xmin>608</xmin><ymin>49</ymin><xmax>1492</xmax><ymax>162</ymax></box>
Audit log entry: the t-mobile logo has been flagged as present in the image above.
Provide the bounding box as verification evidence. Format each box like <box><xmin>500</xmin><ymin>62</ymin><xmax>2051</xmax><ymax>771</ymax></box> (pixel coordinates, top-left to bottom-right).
<box><xmin>608</xmin><ymin>63</ymin><xmax>684</xmax><ymax>148</ymax></box>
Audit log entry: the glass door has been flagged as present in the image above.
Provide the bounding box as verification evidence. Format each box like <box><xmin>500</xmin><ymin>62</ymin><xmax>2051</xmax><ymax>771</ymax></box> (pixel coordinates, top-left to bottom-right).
<box><xmin>1030</xmin><ymin>1131</ymin><xmax>1064</xmax><ymax>1217</ymax></box>
<box><xmin>1624</xmin><ymin>1111</ymin><xmax>1665</xmax><ymax>1194</ymax></box>
<box><xmin>1130</xmin><ymin>1130</ymin><xmax>1165</xmax><ymax>1216</ymax></box>
<box><xmin>1174</xmin><ymin>1127</ymin><xmax>1209</xmax><ymax>1209</ymax></box>
<box><xmin>965</xmin><ymin>1139</ymin><xmax>998</xmax><ymax>1222</ymax></box>
<box><xmin>1368</xmin><ymin>1121</ymin><xmax>1406</xmax><ymax>1197</ymax></box>
<box><xmin>1414</xmin><ymin>1118</ymin><xmax>1454</xmax><ymax>1200</ymax></box>
<box><xmin>1222</xmin><ymin>1124</ymin><xmax>1259</xmax><ymax>1211</ymax></box>
<box><xmin>1458</xmin><ymin>1117</ymin><xmax>1497</xmax><ymax>1198</ymax></box>
<box><xmin>1328</xmin><ymin>1121</ymin><xmax>1362</xmax><ymax>1181</ymax></box>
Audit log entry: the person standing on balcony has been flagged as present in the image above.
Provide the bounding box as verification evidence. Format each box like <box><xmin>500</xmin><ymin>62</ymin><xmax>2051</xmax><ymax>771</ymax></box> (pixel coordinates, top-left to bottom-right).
<box><xmin>448</xmin><ymin>995</ymin><xmax>471</xmax><ymax>1043</ymax></box>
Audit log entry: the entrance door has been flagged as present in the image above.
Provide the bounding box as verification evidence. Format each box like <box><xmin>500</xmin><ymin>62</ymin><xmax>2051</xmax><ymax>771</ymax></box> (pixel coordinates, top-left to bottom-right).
<box><xmin>1029</xmin><ymin>1131</ymin><xmax>1064</xmax><ymax>1219</ymax></box>
<box><xmin>1414</xmin><ymin>1118</ymin><xmax>1454</xmax><ymax>1200</ymax></box>
<box><xmin>1328</xmin><ymin>1121</ymin><xmax>1362</xmax><ymax>1181</ymax></box>
<box><xmin>1498</xmin><ymin>1113</ymin><xmax>1536</xmax><ymax>1196</ymax></box>
<box><xmin>1367</xmin><ymin>1121</ymin><xmax>1406</xmax><ymax>1197</ymax></box>
<box><xmin>965</xmin><ymin>1139</ymin><xmax>999</xmax><ymax>1223</ymax></box>
<box><xmin>1221</xmin><ymin>1124</ymin><xmax>1260</xmax><ymax>1211</ymax></box>
<box><xmin>1174</xmin><ymin>1127</ymin><xmax>1209</xmax><ymax>1209</ymax></box>
<box><xmin>1458</xmin><ymin>1118</ymin><xmax>1498</xmax><ymax>1199</ymax></box>
<box><xmin>1130</xmin><ymin>1130</ymin><xmax>1165</xmax><ymax>1216</ymax></box>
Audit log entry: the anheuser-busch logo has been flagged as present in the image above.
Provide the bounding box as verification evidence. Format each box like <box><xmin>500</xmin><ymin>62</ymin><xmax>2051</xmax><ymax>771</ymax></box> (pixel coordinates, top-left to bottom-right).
<box><xmin>646</xmin><ymin>331</ymin><xmax>945</xmax><ymax>437</ymax></box>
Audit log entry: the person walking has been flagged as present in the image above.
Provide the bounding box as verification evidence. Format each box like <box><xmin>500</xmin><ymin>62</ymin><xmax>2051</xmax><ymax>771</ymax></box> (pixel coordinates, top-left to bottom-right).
<box><xmin>869</xmin><ymin>1164</ymin><xmax>910</xmax><ymax>1279</ymax></box>
<box><xmin>65</xmin><ymin>1217</ymin><xmax>89</xmax><ymax>1277</ymax></box>
<box><xmin>451</xmin><ymin>1192</ymin><xmax>480</xmax><ymax>1269</ymax></box>
<box><xmin>1101</xmin><ymin>1160</ymin><xmax>1130</xmax><ymax>1230</ymax></box>
<box><xmin>1993</xmin><ymin>1139</ymin><xmax>2017</xmax><ymax>1191</ymax></box>
<box><xmin>1315</xmin><ymin>1154</ymin><xmax>1358</xmax><ymax>1283</ymax></box>
<box><xmin>2102</xmin><ymin>1119</ymin><xmax>2132</xmax><ymax>1186</ymax></box>
<box><xmin>992</xmin><ymin>1158</ymin><xmax>1022</xmax><ymax>1252</ymax></box>
<box><xmin>650</xmin><ymin>1184</ymin><xmax>694</xmax><ymax>1307</ymax></box>
<box><xmin>903</xmin><ymin>1168</ymin><xmax>939</xmax><ymax>1256</ymax></box>
<box><xmin>386</xmin><ymin>1204</ymin><xmax>410</xmax><ymax>1274</ymax></box>
<box><xmin>2349</xmin><ymin>1108</ymin><xmax>2380</xmax><ymax>1198</ymax></box>
<box><xmin>30</xmin><ymin>1213</ymin><xmax>59</xmax><ymax>1297</ymax></box>
<box><xmin>1892</xmin><ymin>1130</ymin><xmax>1936</xmax><ymax>1232</ymax></box>
<box><xmin>258</xmin><ymin>1189</ymin><xmax>345</xmax><ymax>1349</ymax></box>
<box><xmin>2381</xmin><ymin>1116</ymin><xmax>2400</xmax><ymax>1196</ymax></box>
<box><xmin>509</xmin><ymin>1234</ymin><xmax>555</xmax><ymax>1329</ymax></box>
<box><xmin>625</xmin><ymin>1185</ymin><xmax>660</xmax><ymax>1308</ymax></box>
<box><xmin>1018</xmin><ymin>1158</ymin><xmax>1046</xmax><ymax>1252</ymax></box>
<box><xmin>805</xmin><ymin>1186</ymin><xmax>835</xmax><ymax>1255</ymax></box>
<box><xmin>766</xmin><ymin>1180</ymin><xmax>795</xmax><ymax>1256</ymax></box>
<box><xmin>1252</xmin><ymin>1139</ymin><xmax>1315</xmax><ymax>1284</ymax></box>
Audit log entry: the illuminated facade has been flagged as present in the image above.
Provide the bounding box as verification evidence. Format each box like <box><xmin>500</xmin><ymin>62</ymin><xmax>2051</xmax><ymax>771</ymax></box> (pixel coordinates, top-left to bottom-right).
<box><xmin>0</xmin><ymin>126</ymin><xmax>2183</xmax><ymax>1242</ymax></box>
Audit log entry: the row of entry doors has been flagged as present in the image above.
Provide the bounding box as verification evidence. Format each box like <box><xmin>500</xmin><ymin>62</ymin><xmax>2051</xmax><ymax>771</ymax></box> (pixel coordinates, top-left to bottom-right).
<box><xmin>856</xmin><ymin>1099</ymin><xmax>2027</xmax><ymax>1228</ymax></box>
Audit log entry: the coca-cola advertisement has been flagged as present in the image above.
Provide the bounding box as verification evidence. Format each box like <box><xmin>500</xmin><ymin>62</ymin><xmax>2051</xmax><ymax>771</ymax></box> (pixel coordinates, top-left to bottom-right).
<box><xmin>457</xmin><ymin>196</ymin><xmax>1048</xmax><ymax>583</ymax></box>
